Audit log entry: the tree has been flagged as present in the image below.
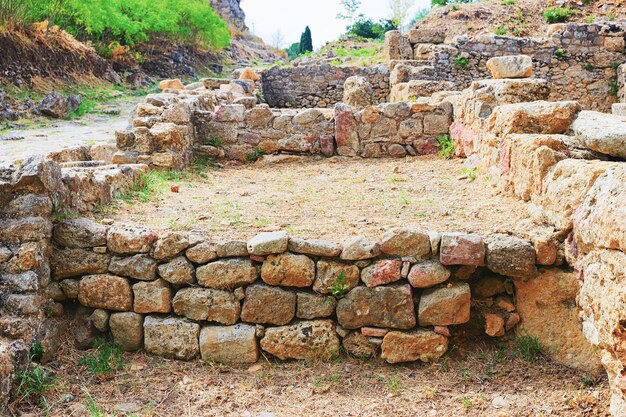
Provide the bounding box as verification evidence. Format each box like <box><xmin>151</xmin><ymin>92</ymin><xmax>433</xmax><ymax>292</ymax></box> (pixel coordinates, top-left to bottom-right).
<box><xmin>336</xmin><ymin>0</ymin><xmax>362</xmax><ymax>24</ymax></box>
<box><xmin>285</xmin><ymin>42</ymin><xmax>301</xmax><ymax>60</ymax></box>
<box><xmin>388</xmin><ymin>0</ymin><xmax>415</xmax><ymax>27</ymax></box>
<box><xmin>271</xmin><ymin>29</ymin><xmax>285</xmax><ymax>49</ymax></box>
<box><xmin>299</xmin><ymin>26</ymin><xmax>313</xmax><ymax>54</ymax></box>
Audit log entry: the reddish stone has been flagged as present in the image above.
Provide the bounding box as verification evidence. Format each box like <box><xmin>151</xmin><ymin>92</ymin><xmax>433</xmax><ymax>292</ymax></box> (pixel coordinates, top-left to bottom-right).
<box><xmin>449</xmin><ymin>121</ymin><xmax>477</xmax><ymax>157</ymax></box>
<box><xmin>401</xmin><ymin>261</ymin><xmax>411</xmax><ymax>278</ymax></box>
<box><xmin>249</xmin><ymin>255</ymin><xmax>265</xmax><ymax>262</ymax></box>
<box><xmin>485</xmin><ymin>313</ymin><xmax>505</xmax><ymax>337</ymax></box>
<box><xmin>170</xmin><ymin>185</ymin><xmax>179</xmax><ymax>193</ymax></box>
<box><xmin>505</xmin><ymin>312</ymin><xmax>520</xmax><ymax>331</ymax></box>
<box><xmin>434</xmin><ymin>326</ymin><xmax>450</xmax><ymax>337</ymax></box>
<box><xmin>361</xmin><ymin>259</ymin><xmax>402</xmax><ymax>288</ymax></box>
<box><xmin>361</xmin><ymin>327</ymin><xmax>389</xmax><ymax>337</ymax></box>
<box><xmin>320</xmin><ymin>134</ymin><xmax>335</xmax><ymax>157</ymax></box>
<box><xmin>440</xmin><ymin>233</ymin><xmax>485</xmax><ymax>266</ymax></box>
<box><xmin>334</xmin><ymin>103</ymin><xmax>358</xmax><ymax>156</ymax></box>
<box><xmin>413</xmin><ymin>137</ymin><xmax>439</xmax><ymax>155</ymax></box>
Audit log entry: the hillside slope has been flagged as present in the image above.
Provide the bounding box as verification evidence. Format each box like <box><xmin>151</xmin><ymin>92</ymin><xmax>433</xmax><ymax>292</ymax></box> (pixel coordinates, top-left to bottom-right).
<box><xmin>416</xmin><ymin>0</ymin><xmax>626</xmax><ymax>40</ymax></box>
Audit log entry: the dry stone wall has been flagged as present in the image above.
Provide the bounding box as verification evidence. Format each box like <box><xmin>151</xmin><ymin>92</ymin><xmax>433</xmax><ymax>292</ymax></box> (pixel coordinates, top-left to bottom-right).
<box><xmin>50</xmin><ymin>220</ymin><xmax>576</xmax><ymax>368</ymax></box>
<box><xmin>260</xmin><ymin>64</ymin><xmax>390</xmax><ymax>108</ymax></box>
<box><xmin>388</xmin><ymin>22</ymin><xmax>626</xmax><ymax>111</ymax></box>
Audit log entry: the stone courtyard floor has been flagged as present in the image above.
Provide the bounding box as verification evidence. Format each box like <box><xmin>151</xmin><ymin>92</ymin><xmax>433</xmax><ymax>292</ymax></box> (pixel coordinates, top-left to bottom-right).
<box><xmin>104</xmin><ymin>156</ymin><xmax>532</xmax><ymax>240</ymax></box>
<box><xmin>10</xmin><ymin>328</ymin><xmax>609</xmax><ymax>417</ymax></box>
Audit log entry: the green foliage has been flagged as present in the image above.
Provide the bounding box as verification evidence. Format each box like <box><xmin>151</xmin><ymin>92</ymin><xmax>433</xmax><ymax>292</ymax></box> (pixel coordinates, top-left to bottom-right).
<box><xmin>607</xmin><ymin>13</ymin><xmax>616</xmax><ymax>21</ymax></box>
<box><xmin>299</xmin><ymin>26</ymin><xmax>313</xmax><ymax>54</ymax></box>
<box><xmin>347</xmin><ymin>17</ymin><xmax>397</xmax><ymax>40</ymax></box>
<box><xmin>286</xmin><ymin>42</ymin><xmax>301</xmax><ymax>60</ymax></box>
<box><xmin>437</xmin><ymin>134</ymin><xmax>456</xmax><ymax>159</ymax></box>
<box><xmin>14</xmin><ymin>343</ymin><xmax>57</xmax><ymax>409</ymax></box>
<box><xmin>336</xmin><ymin>0</ymin><xmax>362</xmax><ymax>23</ymax></box>
<box><xmin>26</xmin><ymin>0</ymin><xmax>230</xmax><ymax>52</ymax></box>
<box><xmin>0</xmin><ymin>0</ymin><xmax>30</xmax><ymax>29</ymax></box>
<box><xmin>584</xmin><ymin>62</ymin><xmax>595</xmax><ymax>71</ymax></box>
<box><xmin>585</xmin><ymin>15</ymin><xmax>595</xmax><ymax>24</ymax></box>
<box><xmin>244</xmin><ymin>147</ymin><xmax>265</xmax><ymax>162</ymax></box>
<box><xmin>330</xmin><ymin>272</ymin><xmax>350</xmax><ymax>297</ymax></box>
<box><xmin>461</xmin><ymin>167</ymin><xmax>479</xmax><ymax>180</ymax></box>
<box><xmin>78</xmin><ymin>339</ymin><xmax>124</xmax><ymax>378</ymax></box>
<box><xmin>514</xmin><ymin>335</ymin><xmax>542</xmax><ymax>362</ymax></box>
<box><xmin>609</xmin><ymin>80</ymin><xmax>619</xmax><ymax>96</ymax></box>
<box><xmin>207</xmin><ymin>136</ymin><xmax>222</xmax><ymax>147</ymax></box>
<box><xmin>454</xmin><ymin>55</ymin><xmax>469</xmax><ymax>67</ymax></box>
<box><xmin>494</xmin><ymin>26</ymin><xmax>507</xmax><ymax>35</ymax></box>
<box><xmin>501</xmin><ymin>0</ymin><xmax>515</xmax><ymax>5</ymax></box>
<box><xmin>543</xmin><ymin>7</ymin><xmax>576</xmax><ymax>24</ymax></box>
<box><xmin>554</xmin><ymin>48</ymin><xmax>565</xmax><ymax>58</ymax></box>
<box><xmin>335</xmin><ymin>46</ymin><xmax>378</xmax><ymax>58</ymax></box>
<box><xmin>432</xmin><ymin>0</ymin><xmax>474</xmax><ymax>7</ymax></box>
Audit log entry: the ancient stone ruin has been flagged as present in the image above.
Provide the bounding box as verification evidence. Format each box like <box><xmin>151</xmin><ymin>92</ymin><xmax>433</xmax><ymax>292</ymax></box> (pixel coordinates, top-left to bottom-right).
<box><xmin>1</xmin><ymin>21</ymin><xmax>625</xmax><ymax>416</ymax></box>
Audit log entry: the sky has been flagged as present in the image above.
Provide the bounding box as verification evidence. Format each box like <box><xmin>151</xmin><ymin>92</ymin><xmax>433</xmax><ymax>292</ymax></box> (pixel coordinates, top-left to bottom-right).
<box><xmin>242</xmin><ymin>0</ymin><xmax>431</xmax><ymax>50</ymax></box>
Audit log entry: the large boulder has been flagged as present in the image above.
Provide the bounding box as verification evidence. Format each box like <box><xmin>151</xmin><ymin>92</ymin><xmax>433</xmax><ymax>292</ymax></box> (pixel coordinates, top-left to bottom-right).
<box><xmin>336</xmin><ymin>285</ymin><xmax>416</xmax><ymax>329</ymax></box>
<box><xmin>143</xmin><ymin>316</ymin><xmax>200</xmax><ymax>360</ymax></box>
<box><xmin>133</xmin><ymin>280</ymin><xmax>171</xmax><ymax>314</ymax></box>
<box><xmin>261</xmin><ymin>252</ymin><xmax>315</xmax><ymax>287</ymax></box>
<box><xmin>53</xmin><ymin>218</ymin><xmax>107</xmax><ymax>248</ymax></box>
<box><xmin>51</xmin><ymin>248</ymin><xmax>109</xmax><ymax>280</ymax></box>
<box><xmin>380</xmin><ymin>329</ymin><xmax>448</xmax><ymax>364</ymax></box>
<box><xmin>296</xmin><ymin>293</ymin><xmax>336</xmax><ymax>319</ymax></box>
<box><xmin>439</xmin><ymin>233</ymin><xmax>485</xmax><ymax>266</ymax></box>
<box><xmin>340</xmin><ymin>237</ymin><xmax>381</xmax><ymax>260</ymax></box>
<box><xmin>109</xmin><ymin>312</ymin><xmax>143</xmax><ymax>351</ymax></box>
<box><xmin>240</xmin><ymin>284</ymin><xmax>295</xmax><ymax>325</ymax></box>
<box><xmin>107</xmin><ymin>224</ymin><xmax>157</xmax><ymax>255</ymax></box>
<box><xmin>487</xmin><ymin>101</ymin><xmax>581</xmax><ymax>137</ymax></box>
<box><xmin>199</xmin><ymin>324</ymin><xmax>258</xmax><ymax>364</ymax></box>
<box><xmin>343</xmin><ymin>76</ymin><xmax>374</xmax><ymax>109</ymax></box>
<box><xmin>152</xmin><ymin>232</ymin><xmax>189</xmax><ymax>260</ymax></box>
<box><xmin>380</xmin><ymin>227</ymin><xmax>430</xmax><ymax>259</ymax></box>
<box><xmin>383</xmin><ymin>30</ymin><xmax>412</xmax><ymax>62</ymax></box>
<box><xmin>109</xmin><ymin>255</ymin><xmax>157</xmax><ymax>281</ymax></box>
<box><xmin>486</xmin><ymin>55</ymin><xmax>533</xmax><ymax>79</ymax></box>
<box><xmin>157</xmin><ymin>256</ymin><xmax>194</xmax><ymax>285</ymax></box>
<box><xmin>485</xmin><ymin>234</ymin><xmax>537</xmax><ymax>279</ymax></box>
<box><xmin>516</xmin><ymin>268</ymin><xmax>602</xmax><ymax>375</ymax></box>
<box><xmin>260</xmin><ymin>320</ymin><xmax>340</xmax><ymax>360</ymax></box>
<box><xmin>78</xmin><ymin>275</ymin><xmax>132</xmax><ymax>311</ymax></box>
<box><xmin>407</xmin><ymin>260</ymin><xmax>450</xmax><ymax>288</ymax></box>
<box><xmin>247</xmin><ymin>231</ymin><xmax>288</xmax><ymax>256</ymax></box>
<box><xmin>573</xmin><ymin>165</ymin><xmax>626</xmax><ymax>254</ymax></box>
<box><xmin>196</xmin><ymin>258</ymin><xmax>257</xmax><ymax>289</ymax></box>
<box><xmin>360</xmin><ymin>259</ymin><xmax>402</xmax><ymax>288</ymax></box>
<box><xmin>288</xmin><ymin>237</ymin><xmax>341</xmax><ymax>257</ymax></box>
<box><xmin>172</xmin><ymin>288</ymin><xmax>240</xmax><ymax>324</ymax></box>
<box><xmin>418</xmin><ymin>282</ymin><xmax>471</xmax><ymax>326</ymax></box>
<box><xmin>571</xmin><ymin>111</ymin><xmax>626</xmax><ymax>158</ymax></box>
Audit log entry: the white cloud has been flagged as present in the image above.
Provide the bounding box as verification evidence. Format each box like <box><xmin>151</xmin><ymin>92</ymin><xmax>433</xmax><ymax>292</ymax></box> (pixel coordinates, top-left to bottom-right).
<box><xmin>242</xmin><ymin>0</ymin><xmax>431</xmax><ymax>50</ymax></box>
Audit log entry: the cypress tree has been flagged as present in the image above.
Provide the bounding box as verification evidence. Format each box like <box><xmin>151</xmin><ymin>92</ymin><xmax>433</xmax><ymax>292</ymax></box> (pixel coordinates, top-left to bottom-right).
<box><xmin>299</xmin><ymin>26</ymin><xmax>313</xmax><ymax>54</ymax></box>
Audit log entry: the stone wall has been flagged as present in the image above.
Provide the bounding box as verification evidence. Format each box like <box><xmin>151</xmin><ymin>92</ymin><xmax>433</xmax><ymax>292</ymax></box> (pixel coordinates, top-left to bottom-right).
<box><xmin>260</xmin><ymin>64</ymin><xmax>390</xmax><ymax>108</ymax></box>
<box><xmin>619</xmin><ymin>63</ymin><xmax>626</xmax><ymax>103</ymax></box>
<box><xmin>50</xmin><ymin>219</ymin><xmax>585</xmax><ymax>367</ymax></box>
<box><xmin>388</xmin><ymin>22</ymin><xmax>626</xmax><ymax>111</ymax></box>
<box><xmin>192</xmin><ymin>99</ymin><xmax>453</xmax><ymax>161</ymax></box>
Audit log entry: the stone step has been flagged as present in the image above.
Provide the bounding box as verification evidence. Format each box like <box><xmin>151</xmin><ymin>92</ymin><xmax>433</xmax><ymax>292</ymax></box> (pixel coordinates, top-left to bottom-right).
<box><xmin>571</xmin><ymin>110</ymin><xmax>626</xmax><ymax>159</ymax></box>
<box><xmin>612</xmin><ymin>102</ymin><xmax>626</xmax><ymax>116</ymax></box>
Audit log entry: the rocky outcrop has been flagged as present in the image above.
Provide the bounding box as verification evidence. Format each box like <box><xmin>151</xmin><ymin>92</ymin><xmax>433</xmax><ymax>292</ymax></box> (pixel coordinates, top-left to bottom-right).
<box><xmin>210</xmin><ymin>0</ymin><xmax>248</xmax><ymax>31</ymax></box>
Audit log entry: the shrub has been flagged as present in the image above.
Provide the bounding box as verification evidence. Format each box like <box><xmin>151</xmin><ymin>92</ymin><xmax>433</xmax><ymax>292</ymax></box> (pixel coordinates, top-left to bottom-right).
<box><xmin>501</xmin><ymin>0</ymin><xmax>515</xmax><ymax>5</ymax></box>
<box><xmin>543</xmin><ymin>7</ymin><xmax>576</xmax><ymax>23</ymax></box>
<box><xmin>554</xmin><ymin>48</ymin><xmax>565</xmax><ymax>58</ymax></box>
<box><xmin>330</xmin><ymin>272</ymin><xmax>350</xmax><ymax>297</ymax></box>
<box><xmin>347</xmin><ymin>17</ymin><xmax>397</xmax><ymax>40</ymax></box>
<box><xmin>584</xmin><ymin>62</ymin><xmax>595</xmax><ymax>71</ymax></box>
<box><xmin>286</xmin><ymin>42</ymin><xmax>301</xmax><ymax>60</ymax></box>
<box><xmin>494</xmin><ymin>26</ymin><xmax>507</xmax><ymax>35</ymax></box>
<box><xmin>0</xmin><ymin>0</ymin><xmax>30</xmax><ymax>30</ymax></box>
<box><xmin>27</xmin><ymin>0</ymin><xmax>231</xmax><ymax>51</ymax></box>
<box><xmin>454</xmin><ymin>55</ymin><xmax>469</xmax><ymax>67</ymax></box>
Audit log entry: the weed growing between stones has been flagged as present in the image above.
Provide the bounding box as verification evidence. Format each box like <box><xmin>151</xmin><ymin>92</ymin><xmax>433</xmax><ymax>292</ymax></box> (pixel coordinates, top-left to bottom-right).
<box><xmin>13</xmin><ymin>343</ymin><xmax>57</xmax><ymax>411</ymax></box>
<box><xmin>513</xmin><ymin>335</ymin><xmax>543</xmax><ymax>363</ymax></box>
<box><xmin>437</xmin><ymin>134</ymin><xmax>456</xmax><ymax>159</ymax></box>
<box><xmin>78</xmin><ymin>339</ymin><xmax>125</xmax><ymax>379</ymax></box>
<box><xmin>330</xmin><ymin>272</ymin><xmax>350</xmax><ymax>297</ymax></box>
<box><xmin>609</xmin><ymin>80</ymin><xmax>619</xmax><ymax>96</ymax></box>
<box><xmin>244</xmin><ymin>147</ymin><xmax>265</xmax><ymax>162</ymax></box>
<box><xmin>454</xmin><ymin>55</ymin><xmax>469</xmax><ymax>68</ymax></box>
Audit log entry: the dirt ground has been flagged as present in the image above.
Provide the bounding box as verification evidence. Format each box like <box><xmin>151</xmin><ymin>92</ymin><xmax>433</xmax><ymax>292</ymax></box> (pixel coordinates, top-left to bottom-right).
<box><xmin>10</xmin><ymin>330</ymin><xmax>609</xmax><ymax>417</ymax></box>
<box><xmin>105</xmin><ymin>156</ymin><xmax>532</xmax><ymax>241</ymax></box>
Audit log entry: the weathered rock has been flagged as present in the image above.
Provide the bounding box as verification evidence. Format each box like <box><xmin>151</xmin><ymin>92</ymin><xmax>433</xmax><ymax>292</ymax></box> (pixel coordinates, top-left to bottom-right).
<box><xmin>152</xmin><ymin>232</ymin><xmax>189</xmax><ymax>260</ymax></box>
<box><xmin>159</xmin><ymin>79</ymin><xmax>185</xmax><ymax>90</ymax></box>
<box><xmin>196</xmin><ymin>258</ymin><xmax>257</xmax><ymax>289</ymax></box>
<box><xmin>260</xmin><ymin>320</ymin><xmax>340</xmax><ymax>360</ymax></box>
<box><xmin>340</xmin><ymin>237</ymin><xmax>381</xmax><ymax>260</ymax></box>
<box><xmin>53</xmin><ymin>218</ymin><xmax>107</xmax><ymax>248</ymax></box>
<box><xmin>408</xmin><ymin>28</ymin><xmax>445</xmax><ymax>44</ymax></box>
<box><xmin>343</xmin><ymin>76</ymin><xmax>373</xmax><ymax>109</ymax></box>
<box><xmin>89</xmin><ymin>309</ymin><xmax>109</xmax><ymax>332</ymax></box>
<box><xmin>261</xmin><ymin>252</ymin><xmax>315</xmax><ymax>287</ymax></box>
<box><xmin>288</xmin><ymin>237</ymin><xmax>341</xmax><ymax>257</ymax></box>
<box><xmin>313</xmin><ymin>260</ymin><xmax>360</xmax><ymax>294</ymax></box>
<box><xmin>199</xmin><ymin>324</ymin><xmax>258</xmax><ymax>364</ymax></box>
<box><xmin>380</xmin><ymin>227</ymin><xmax>430</xmax><ymax>259</ymax></box>
<box><xmin>486</xmin><ymin>55</ymin><xmax>533</xmax><ymax>79</ymax></box>
<box><xmin>247</xmin><ymin>231</ymin><xmax>288</xmax><ymax>255</ymax></box>
<box><xmin>573</xmin><ymin>165</ymin><xmax>626</xmax><ymax>254</ymax></box>
<box><xmin>484</xmin><ymin>313</ymin><xmax>505</xmax><ymax>337</ymax></box>
<box><xmin>215</xmin><ymin>240</ymin><xmax>249</xmax><ymax>257</ymax></box>
<box><xmin>571</xmin><ymin>111</ymin><xmax>626</xmax><ymax>158</ymax></box>
<box><xmin>517</xmin><ymin>268</ymin><xmax>602</xmax><ymax>374</ymax></box>
<box><xmin>157</xmin><ymin>256</ymin><xmax>195</xmax><ymax>285</ymax></box>
<box><xmin>407</xmin><ymin>260</ymin><xmax>451</xmax><ymax>288</ymax></box>
<box><xmin>380</xmin><ymin>329</ymin><xmax>448</xmax><ymax>364</ymax></box>
<box><xmin>485</xmin><ymin>234</ymin><xmax>537</xmax><ymax>279</ymax></box>
<box><xmin>336</xmin><ymin>285</ymin><xmax>416</xmax><ymax>329</ymax></box>
<box><xmin>539</xmin><ymin>159</ymin><xmax>615</xmax><ymax>232</ymax></box>
<box><xmin>296</xmin><ymin>293</ymin><xmax>336</xmax><ymax>319</ymax></box>
<box><xmin>109</xmin><ymin>312</ymin><xmax>143</xmax><ymax>351</ymax></box>
<box><xmin>335</xmin><ymin>103</ymin><xmax>359</xmax><ymax>156</ymax></box>
<box><xmin>487</xmin><ymin>101</ymin><xmax>581</xmax><ymax>136</ymax></box>
<box><xmin>342</xmin><ymin>331</ymin><xmax>379</xmax><ymax>359</ymax></box>
<box><xmin>51</xmin><ymin>248</ymin><xmax>109</xmax><ymax>280</ymax></box>
<box><xmin>418</xmin><ymin>282</ymin><xmax>471</xmax><ymax>326</ymax></box>
<box><xmin>384</xmin><ymin>30</ymin><xmax>412</xmax><ymax>62</ymax></box>
<box><xmin>360</xmin><ymin>259</ymin><xmax>402</xmax><ymax>288</ymax></box>
<box><xmin>185</xmin><ymin>240</ymin><xmax>218</xmax><ymax>264</ymax></box>
<box><xmin>78</xmin><ymin>275</ymin><xmax>132</xmax><ymax>311</ymax></box>
<box><xmin>109</xmin><ymin>255</ymin><xmax>157</xmax><ymax>281</ymax></box>
<box><xmin>60</xmin><ymin>279</ymin><xmax>79</xmax><ymax>299</ymax></box>
<box><xmin>143</xmin><ymin>316</ymin><xmax>200</xmax><ymax>360</ymax></box>
<box><xmin>472</xmin><ymin>276</ymin><xmax>506</xmax><ymax>298</ymax></box>
<box><xmin>133</xmin><ymin>279</ymin><xmax>171</xmax><ymax>314</ymax></box>
<box><xmin>172</xmin><ymin>288</ymin><xmax>240</xmax><ymax>325</ymax></box>
<box><xmin>440</xmin><ymin>233</ymin><xmax>485</xmax><ymax>266</ymax></box>
<box><xmin>240</xmin><ymin>284</ymin><xmax>295</xmax><ymax>325</ymax></box>
<box><xmin>107</xmin><ymin>224</ymin><xmax>157</xmax><ymax>254</ymax></box>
